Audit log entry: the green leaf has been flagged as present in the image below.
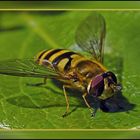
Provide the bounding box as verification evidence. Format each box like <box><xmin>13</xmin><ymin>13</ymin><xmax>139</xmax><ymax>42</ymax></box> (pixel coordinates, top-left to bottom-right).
<box><xmin>0</xmin><ymin>11</ymin><xmax>139</xmax><ymax>129</ymax></box>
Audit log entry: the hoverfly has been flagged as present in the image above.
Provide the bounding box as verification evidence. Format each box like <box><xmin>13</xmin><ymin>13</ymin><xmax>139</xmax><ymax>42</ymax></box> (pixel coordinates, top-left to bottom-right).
<box><xmin>0</xmin><ymin>12</ymin><xmax>122</xmax><ymax>117</ymax></box>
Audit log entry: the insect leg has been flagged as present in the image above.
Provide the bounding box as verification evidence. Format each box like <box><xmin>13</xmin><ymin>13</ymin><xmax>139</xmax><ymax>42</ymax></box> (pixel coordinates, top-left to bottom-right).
<box><xmin>82</xmin><ymin>92</ymin><xmax>91</xmax><ymax>108</ymax></box>
<box><xmin>62</xmin><ymin>85</ymin><xmax>70</xmax><ymax>118</ymax></box>
<box><xmin>26</xmin><ymin>78</ymin><xmax>47</xmax><ymax>87</ymax></box>
<box><xmin>82</xmin><ymin>93</ymin><xmax>95</xmax><ymax>117</ymax></box>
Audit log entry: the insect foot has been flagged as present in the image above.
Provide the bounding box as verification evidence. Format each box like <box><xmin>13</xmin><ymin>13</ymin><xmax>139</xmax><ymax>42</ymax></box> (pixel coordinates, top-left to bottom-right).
<box><xmin>90</xmin><ymin>108</ymin><xmax>97</xmax><ymax>118</ymax></box>
<box><xmin>91</xmin><ymin>111</ymin><xmax>96</xmax><ymax>118</ymax></box>
<box><xmin>62</xmin><ymin>112</ymin><xmax>68</xmax><ymax>118</ymax></box>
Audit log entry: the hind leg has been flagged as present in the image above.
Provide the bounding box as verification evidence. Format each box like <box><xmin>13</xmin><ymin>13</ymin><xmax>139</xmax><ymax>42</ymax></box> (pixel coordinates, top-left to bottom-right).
<box><xmin>62</xmin><ymin>85</ymin><xmax>70</xmax><ymax>117</ymax></box>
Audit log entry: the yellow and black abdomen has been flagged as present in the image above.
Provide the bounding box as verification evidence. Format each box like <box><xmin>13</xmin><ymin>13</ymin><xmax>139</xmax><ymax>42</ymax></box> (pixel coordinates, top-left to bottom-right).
<box><xmin>37</xmin><ymin>49</ymin><xmax>106</xmax><ymax>77</ymax></box>
<box><xmin>36</xmin><ymin>49</ymin><xmax>107</xmax><ymax>79</ymax></box>
<box><xmin>36</xmin><ymin>49</ymin><xmax>85</xmax><ymax>73</ymax></box>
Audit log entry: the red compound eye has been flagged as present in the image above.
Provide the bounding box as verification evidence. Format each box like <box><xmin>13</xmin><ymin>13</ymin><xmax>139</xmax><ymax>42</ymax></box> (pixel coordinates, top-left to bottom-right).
<box><xmin>89</xmin><ymin>75</ymin><xmax>104</xmax><ymax>97</ymax></box>
<box><xmin>91</xmin><ymin>75</ymin><xmax>103</xmax><ymax>87</ymax></box>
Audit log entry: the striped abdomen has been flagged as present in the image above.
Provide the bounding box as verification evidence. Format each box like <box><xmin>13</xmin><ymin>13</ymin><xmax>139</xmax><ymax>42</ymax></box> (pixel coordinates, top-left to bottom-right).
<box><xmin>36</xmin><ymin>49</ymin><xmax>84</xmax><ymax>72</ymax></box>
<box><xmin>36</xmin><ymin>49</ymin><xmax>107</xmax><ymax>77</ymax></box>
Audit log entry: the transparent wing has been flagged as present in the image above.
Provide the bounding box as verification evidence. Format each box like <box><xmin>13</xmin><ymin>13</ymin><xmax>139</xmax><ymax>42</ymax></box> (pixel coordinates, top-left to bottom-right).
<box><xmin>75</xmin><ymin>12</ymin><xmax>106</xmax><ymax>63</ymax></box>
<box><xmin>0</xmin><ymin>59</ymin><xmax>63</xmax><ymax>79</ymax></box>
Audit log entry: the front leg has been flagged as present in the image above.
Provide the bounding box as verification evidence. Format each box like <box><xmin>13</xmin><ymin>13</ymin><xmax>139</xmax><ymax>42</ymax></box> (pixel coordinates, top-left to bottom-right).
<box><xmin>82</xmin><ymin>93</ymin><xmax>97</xmax><ymax>117</ymax></box>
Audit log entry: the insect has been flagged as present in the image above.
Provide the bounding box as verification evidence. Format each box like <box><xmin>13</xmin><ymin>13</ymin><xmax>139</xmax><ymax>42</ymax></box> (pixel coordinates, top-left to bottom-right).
<box><xmin>0</xmin><ymin>12</ymin><xmax>122</xmax><ymax>117</ymax></box>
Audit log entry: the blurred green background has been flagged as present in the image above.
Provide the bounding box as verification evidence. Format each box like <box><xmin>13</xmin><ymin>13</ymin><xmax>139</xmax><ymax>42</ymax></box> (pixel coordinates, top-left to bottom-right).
<box><xmin>0</xmin><ymin>10</ymin><xmax>140</xmax><ymax>138</ymax></box>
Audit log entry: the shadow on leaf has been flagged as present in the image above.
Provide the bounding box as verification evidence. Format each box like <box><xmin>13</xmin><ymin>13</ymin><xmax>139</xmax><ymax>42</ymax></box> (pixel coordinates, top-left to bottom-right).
<box><xmin>99</xmin><ymin>91</ymin><xmax>136</xmax><ymax>113</ymax></box>
<box><xmin>6</xmin><ymin>90</ymin><xmax>85</xmax><ymax>110</ymax></box>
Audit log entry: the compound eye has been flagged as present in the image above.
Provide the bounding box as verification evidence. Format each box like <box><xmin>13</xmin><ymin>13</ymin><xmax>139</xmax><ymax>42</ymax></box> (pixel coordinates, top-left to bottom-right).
<box><xmin>89</xmin><ymin>75</ymin><xmax>104</xmax><ymax>97</ymax></box>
